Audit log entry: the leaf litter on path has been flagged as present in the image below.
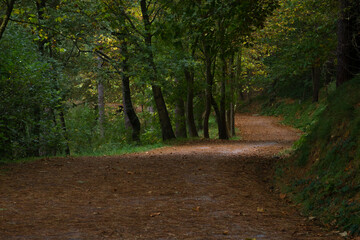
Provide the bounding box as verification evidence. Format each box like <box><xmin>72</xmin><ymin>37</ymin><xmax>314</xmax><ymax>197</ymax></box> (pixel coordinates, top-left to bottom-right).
<box><xmin>0</xmin><ymin>114</ymin><xmax>342</xmax><ymax>240</ymax></box>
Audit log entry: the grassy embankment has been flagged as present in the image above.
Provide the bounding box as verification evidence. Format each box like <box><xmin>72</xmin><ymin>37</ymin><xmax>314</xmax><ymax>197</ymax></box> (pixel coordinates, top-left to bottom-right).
<box><xmin>251</xmin><ymin>78</ymin><xmax>360</xmax><ymax>235</ymax></box>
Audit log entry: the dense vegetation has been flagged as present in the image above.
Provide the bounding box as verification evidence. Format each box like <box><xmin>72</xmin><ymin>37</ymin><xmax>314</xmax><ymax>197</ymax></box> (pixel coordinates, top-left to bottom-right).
<box><xmin>260</xmin><ymin>77</ymin><xmax>360</xmax><ymax>235</ymax></box>
<box><xmin>244</xmin><ymin>0</ymin><xmax>359</xmax><ymax>235</ymax></box>
<box><xmin>1</xmin><ymin>0</ymin><xmax>360</xmax><ymax>235</ymax></box>
<box><xmin>1</xmin><ymin>0</ymin><xmax>277</xmax><ymax>158</ymax></box>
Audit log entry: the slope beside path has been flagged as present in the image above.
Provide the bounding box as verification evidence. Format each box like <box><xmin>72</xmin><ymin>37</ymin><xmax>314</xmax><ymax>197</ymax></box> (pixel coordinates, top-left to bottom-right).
<box><xmin>0</xmin><ymin>114</ymin><xmax>343</xmax><ymax>240</ymax></box>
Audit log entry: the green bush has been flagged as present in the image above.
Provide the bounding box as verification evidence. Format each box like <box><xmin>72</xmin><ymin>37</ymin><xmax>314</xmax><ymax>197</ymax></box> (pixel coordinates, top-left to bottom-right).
<box><xmin>0</xmin><ymin>24</ymin><xmax>65</xmax><ymax>159</ymax></box>
<box><xmin>66</xmin><ymin>104</ymin><xmax>163</xmax><ymax>155</ymax></box>
<box><xmin>66</xmin><ymin>104</ymin><xmax>99</xmax><ymax>154</ymax></box>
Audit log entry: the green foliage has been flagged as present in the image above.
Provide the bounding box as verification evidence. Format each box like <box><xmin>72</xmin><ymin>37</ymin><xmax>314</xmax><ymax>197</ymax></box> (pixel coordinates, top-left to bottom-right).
<box><xmin>66</xmin><ymin>104</ymin><xmax>163</xmax><ymax>155</ymax></box>
<box><xmin>270</xmin><ymin>77</ymin><xmax>360</xmax><ymax>235</ymax></box>
<box><xmin>245</xmin><ymin>0</ymin><xmax>338</xmax><ymax>99</ymax></box>
<box><xmin>0</xmin><ymin>24</ymin><xmax>65</xmax><ymax>159</ymax></box>
<box><xmin>66</xmin><ymin>104</ymin><xmax>98</xmax><ymax>154</ymax></box>
<box><xmin>262</xmin><ymin>98</ymin><xmax>326</xmax><ymax>132</ymax></box>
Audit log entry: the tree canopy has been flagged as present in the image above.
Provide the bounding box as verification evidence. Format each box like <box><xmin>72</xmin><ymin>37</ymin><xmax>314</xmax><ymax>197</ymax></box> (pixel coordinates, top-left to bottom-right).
<box><xmin>1</xmin><ymin>0</ymin><xmax>359</xmax><ymax>159</ymax></box>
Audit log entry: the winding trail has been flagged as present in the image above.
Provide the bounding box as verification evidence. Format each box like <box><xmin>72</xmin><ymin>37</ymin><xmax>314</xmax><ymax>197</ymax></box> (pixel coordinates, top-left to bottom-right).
<box><xmin>0</xmin><ymin>114</ymin><xmax>343</xmax><ymax>240</ymax></box>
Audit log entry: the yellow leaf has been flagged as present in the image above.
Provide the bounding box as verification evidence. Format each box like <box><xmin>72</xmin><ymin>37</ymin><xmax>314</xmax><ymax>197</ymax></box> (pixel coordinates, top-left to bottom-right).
<box><xmin>257</xmin><ymin>207</ymin><xmax>265</xmax><ymax>213</ymax></box>
<box><xmin>150</xmin><ymin>212</ymin><xmax>161</xmax><ymax>217</ymax></box>
<box><xmin>192</xmin><ymin>206</ymin><xmax>200</xmax><ymax>212</ymax></box>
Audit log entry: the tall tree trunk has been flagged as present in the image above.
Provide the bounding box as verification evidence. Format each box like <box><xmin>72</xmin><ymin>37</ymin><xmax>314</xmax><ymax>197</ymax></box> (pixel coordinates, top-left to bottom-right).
<box><xmin>196</xmin><ymin>93</ymin><xmax>204</xmax><ymax>131</ymax></box>
<box><xmin>31</xmin><ymin>0</ymin><xmax>47</xmax><ymax>157</ymax></box>
<box><xmin>30</xmin><ymin>105</ymin><xmax>41</xmax><ymax>157</ymax></box>
<box><xmin>211</xmin><ymin>95</ymin><xmax>224</xmax><ymax>139</ymax></box>
<box><xmin>0</xmin><ymin>118</ymin><xmax>12</xmax><ymax>159</ymax></box>
<box><xmin>97</xmin><ymin>57</ymin><xmax>105</xmax><ymax>139</ymax></box>
<box><xmin>59</xmin><ymin>110</ymin><xmax>70</xmax><ymax>155</ymax></box>
<box><xmin>336</xmin><ymin>0</ymin><xmax>360</xmax><ymax>86</ymax></box>
<box><xmin>174</xmin><ymin>77</ymin><xmax>187</xmax><ymax>138</ymax></box>
<box><xmin>123</xmin><ymin>103</ymin><xmax>132</xmax><ymax>129</ymax></box>
<box><xmin>218</xmin><ymin>55</ymin><xmax>229</xmax><ymax>140</ymax></box>
<box><xmin>184</xmin><ymin>69</ymin><xmax>198</xmax><ymax>137</ymax></box>
<box><xmin>152</xmin><ymin>85</ymin><xmax>176</xmax><ymax>140</ymax></box>
<box><xmin>175</xmin><ymin>97</ymin><xmax>187</xmax><ymax>138</ymax></box>
<box><xmin>0</xmin><ymin>0</ymin><xmax>16</xmax><ymax>40</ymax></box>
<box><xmin>120</xmin><ymin>40</ymin><xmax>141</xmax><ymax>142</ymax></box>
<box><xmin>312</xmin><ymin>66</ymin><xmax>321</xmax><ymax>102</ymax></box>
<box><xmin>140</xmin><ymin>0</ymin><xmax>175</xmax><ymax>140</ymax></box>
<box><xmin>226</xmin><ymin>102</ymin><xmax>235</xmax><ymax>137</ymax></box>
<box><xmin>97</xmin><ymin>79</ymin><xmax>105</xmax><ymax>139</ymax></box>
<box><xmin>35</xmin><ymin>0</ymin><xmax>47</xmax><ymax>53</ymax></box>
<box><xmin>122</xmin><ymin>73</ymin><xmax>141</xmax><ymax>143</ymax></box>
<box><xmin>229</xmin><ymin>53</ymin><xmax>236</xmax><ymax>137</ymax></box>
<box><xmin>203</xmin><ymin>54</ymin><xmax>212</xmax><ymax>139</ymax></box>
<box><xmin>230</xmin><ymin>103</ymin><xmax>236</xmax><ymax>136</ymax></box>
<box><xmin>235</xmin><ymin>51</ymin><xmax>245</xmax><ymax>108</ymax></box>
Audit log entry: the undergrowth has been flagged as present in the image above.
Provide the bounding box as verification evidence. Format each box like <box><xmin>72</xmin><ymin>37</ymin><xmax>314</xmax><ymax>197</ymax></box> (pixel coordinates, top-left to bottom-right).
<box><xmin>1</xmin><ymin>111</ymin><xmax>219</xmax><ymax>164</ymax></box>
<box><xmin>262</xmin><ymin>77</ymin><xmax>360</xmax><ymax>236</ymax></box>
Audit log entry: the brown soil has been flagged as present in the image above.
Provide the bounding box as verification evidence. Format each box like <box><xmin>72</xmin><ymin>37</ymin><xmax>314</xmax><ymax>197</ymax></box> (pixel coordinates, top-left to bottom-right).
<box><xmin>0</xmin><ymin>114</ymin><xmax>344</xmax><ymax>240</ymax></box>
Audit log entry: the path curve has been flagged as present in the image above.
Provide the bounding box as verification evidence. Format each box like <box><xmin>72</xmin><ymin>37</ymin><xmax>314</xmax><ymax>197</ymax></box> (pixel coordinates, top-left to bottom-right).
<box><xmin>0</xmin><ymin>114</ymin><xmax>342</xmax><ymax>240</ymax></box>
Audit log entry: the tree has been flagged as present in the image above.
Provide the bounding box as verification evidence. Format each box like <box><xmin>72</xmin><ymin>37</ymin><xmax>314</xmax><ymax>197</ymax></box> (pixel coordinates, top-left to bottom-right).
<box><xmin>177</xmin><ymin>0</ymin><xmax>277</xmax><ymax>139</ymax></box>
<box><xmin>0</xmin><ymin>23</ymin><xmax>65</xmax><ymax>158</ymax></box>
<box><xmin>336</xmin><ymin>0</ymin><xmax>360</xmax><ymax>86</ymax></box>
<box><xmin>139</xmin><ymin>0</ymin><xmax>176</xmax><ymax>140</ymax></box>
<box><xmin>159</xmin><ymin>1</ymin><xmax>200</xmax><ymax>137</ymax></box>
<box><xmin>98</xmin><ymin>1</ymin><xmax>141</xmax><ymax>142</ymax></box>
<box><xmin>250</xmin><ymin>0</ymin><xmax>338</xmax><ymax>101</ymax></box>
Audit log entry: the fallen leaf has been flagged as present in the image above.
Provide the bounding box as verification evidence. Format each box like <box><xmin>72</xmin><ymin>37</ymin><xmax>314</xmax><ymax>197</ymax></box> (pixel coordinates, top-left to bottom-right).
<box><xmin>339</xmin><ymin>231</ymin><xmax>348</xmax><ymax>237</ymax></box>
<box><xmin>280</xmin><ymin>193</ymin><xmax>286</xmax><ymax>199</ymax></box>
<box><xmin>150</xmin><ymin>212</ymin><xmax>161</xmax><ymax>217</ymax></box>
<box><xmin>192</xmin><ymin>206</ymin><xmax>200</xmax><ymax>212</ymax></box>
<box><xmin>257</xmin><ymin>207</ymin><xmax>265</xmax><ymax>213</ymax></box>
<box><xmin>345</xmin><ymin>165</ymin><xmax>352</xmax><ymax>171</ymax></box>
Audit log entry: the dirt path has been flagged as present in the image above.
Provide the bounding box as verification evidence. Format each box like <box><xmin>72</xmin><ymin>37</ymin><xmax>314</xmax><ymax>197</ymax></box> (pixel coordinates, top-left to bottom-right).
<box><xmin>0</xmin><ymin>115</ymin><xmax>343</xmax><ymax>240</ymax></box>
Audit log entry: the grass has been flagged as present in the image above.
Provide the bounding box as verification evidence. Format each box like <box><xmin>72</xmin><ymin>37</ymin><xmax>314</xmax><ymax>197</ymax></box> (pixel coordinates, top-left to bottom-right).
<box><xmin>261</xmin><ymin>77</ymin><xmax>360</xmax><ymax>236</ymax></box>
<box><xmin>71</xmin><ymin>142</ymin><xmax>167</xmax><ymax>157</ymax></box>
<box><xmin>1</xmin><ymin>115</ymin><xmax>223</xmax><ymax>165</ymax></box>
<box><xmin>0</xmin><ymin>156</ymin><xmax>44</xmax><ymax>165</ymax></box>
<box><xmin>0</xmin><ymin>143</ymin><xmax>167</xmax><ymax>166</ymax></box>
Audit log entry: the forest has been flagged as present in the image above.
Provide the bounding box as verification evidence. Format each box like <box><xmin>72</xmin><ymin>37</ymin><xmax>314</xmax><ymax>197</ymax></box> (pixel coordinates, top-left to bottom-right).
<box><xmin>1</xmin><ymin>0</ymin><xmax>360</xmax><ymax>238</ymax></box>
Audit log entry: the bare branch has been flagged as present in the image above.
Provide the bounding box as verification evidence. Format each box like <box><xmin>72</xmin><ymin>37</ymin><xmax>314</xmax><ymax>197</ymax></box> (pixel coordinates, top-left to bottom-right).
<box><xmin>150</xmin><ymin>6</ymin><xmax>162</xmax><ymax>24</ymax></box>
<box><xmin>123</xmin><ymin>13</ymin><xmax>144</xmax><ymax>37</ymax></box>
<box><xmin>147</xmin><ymin>0</ymin><xmax>153</xmax><ymax>9</ymax></box>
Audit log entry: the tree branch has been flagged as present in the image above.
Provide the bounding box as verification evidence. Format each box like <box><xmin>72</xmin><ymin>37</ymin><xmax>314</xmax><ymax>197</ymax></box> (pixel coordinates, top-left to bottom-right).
<box><xmin>9</xmin><ymin>17</ymin><xmax>75</xmax><ymax>41</ymax></box>
<box><xmin>123</xmin><ymin>13</ymin><xmax>144</xmax><ymax>38</ymax></box>
<box><xmin>0</xmin><ymin>0</ymin><xmax>16</xmax><ymax>40</ymax></box>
